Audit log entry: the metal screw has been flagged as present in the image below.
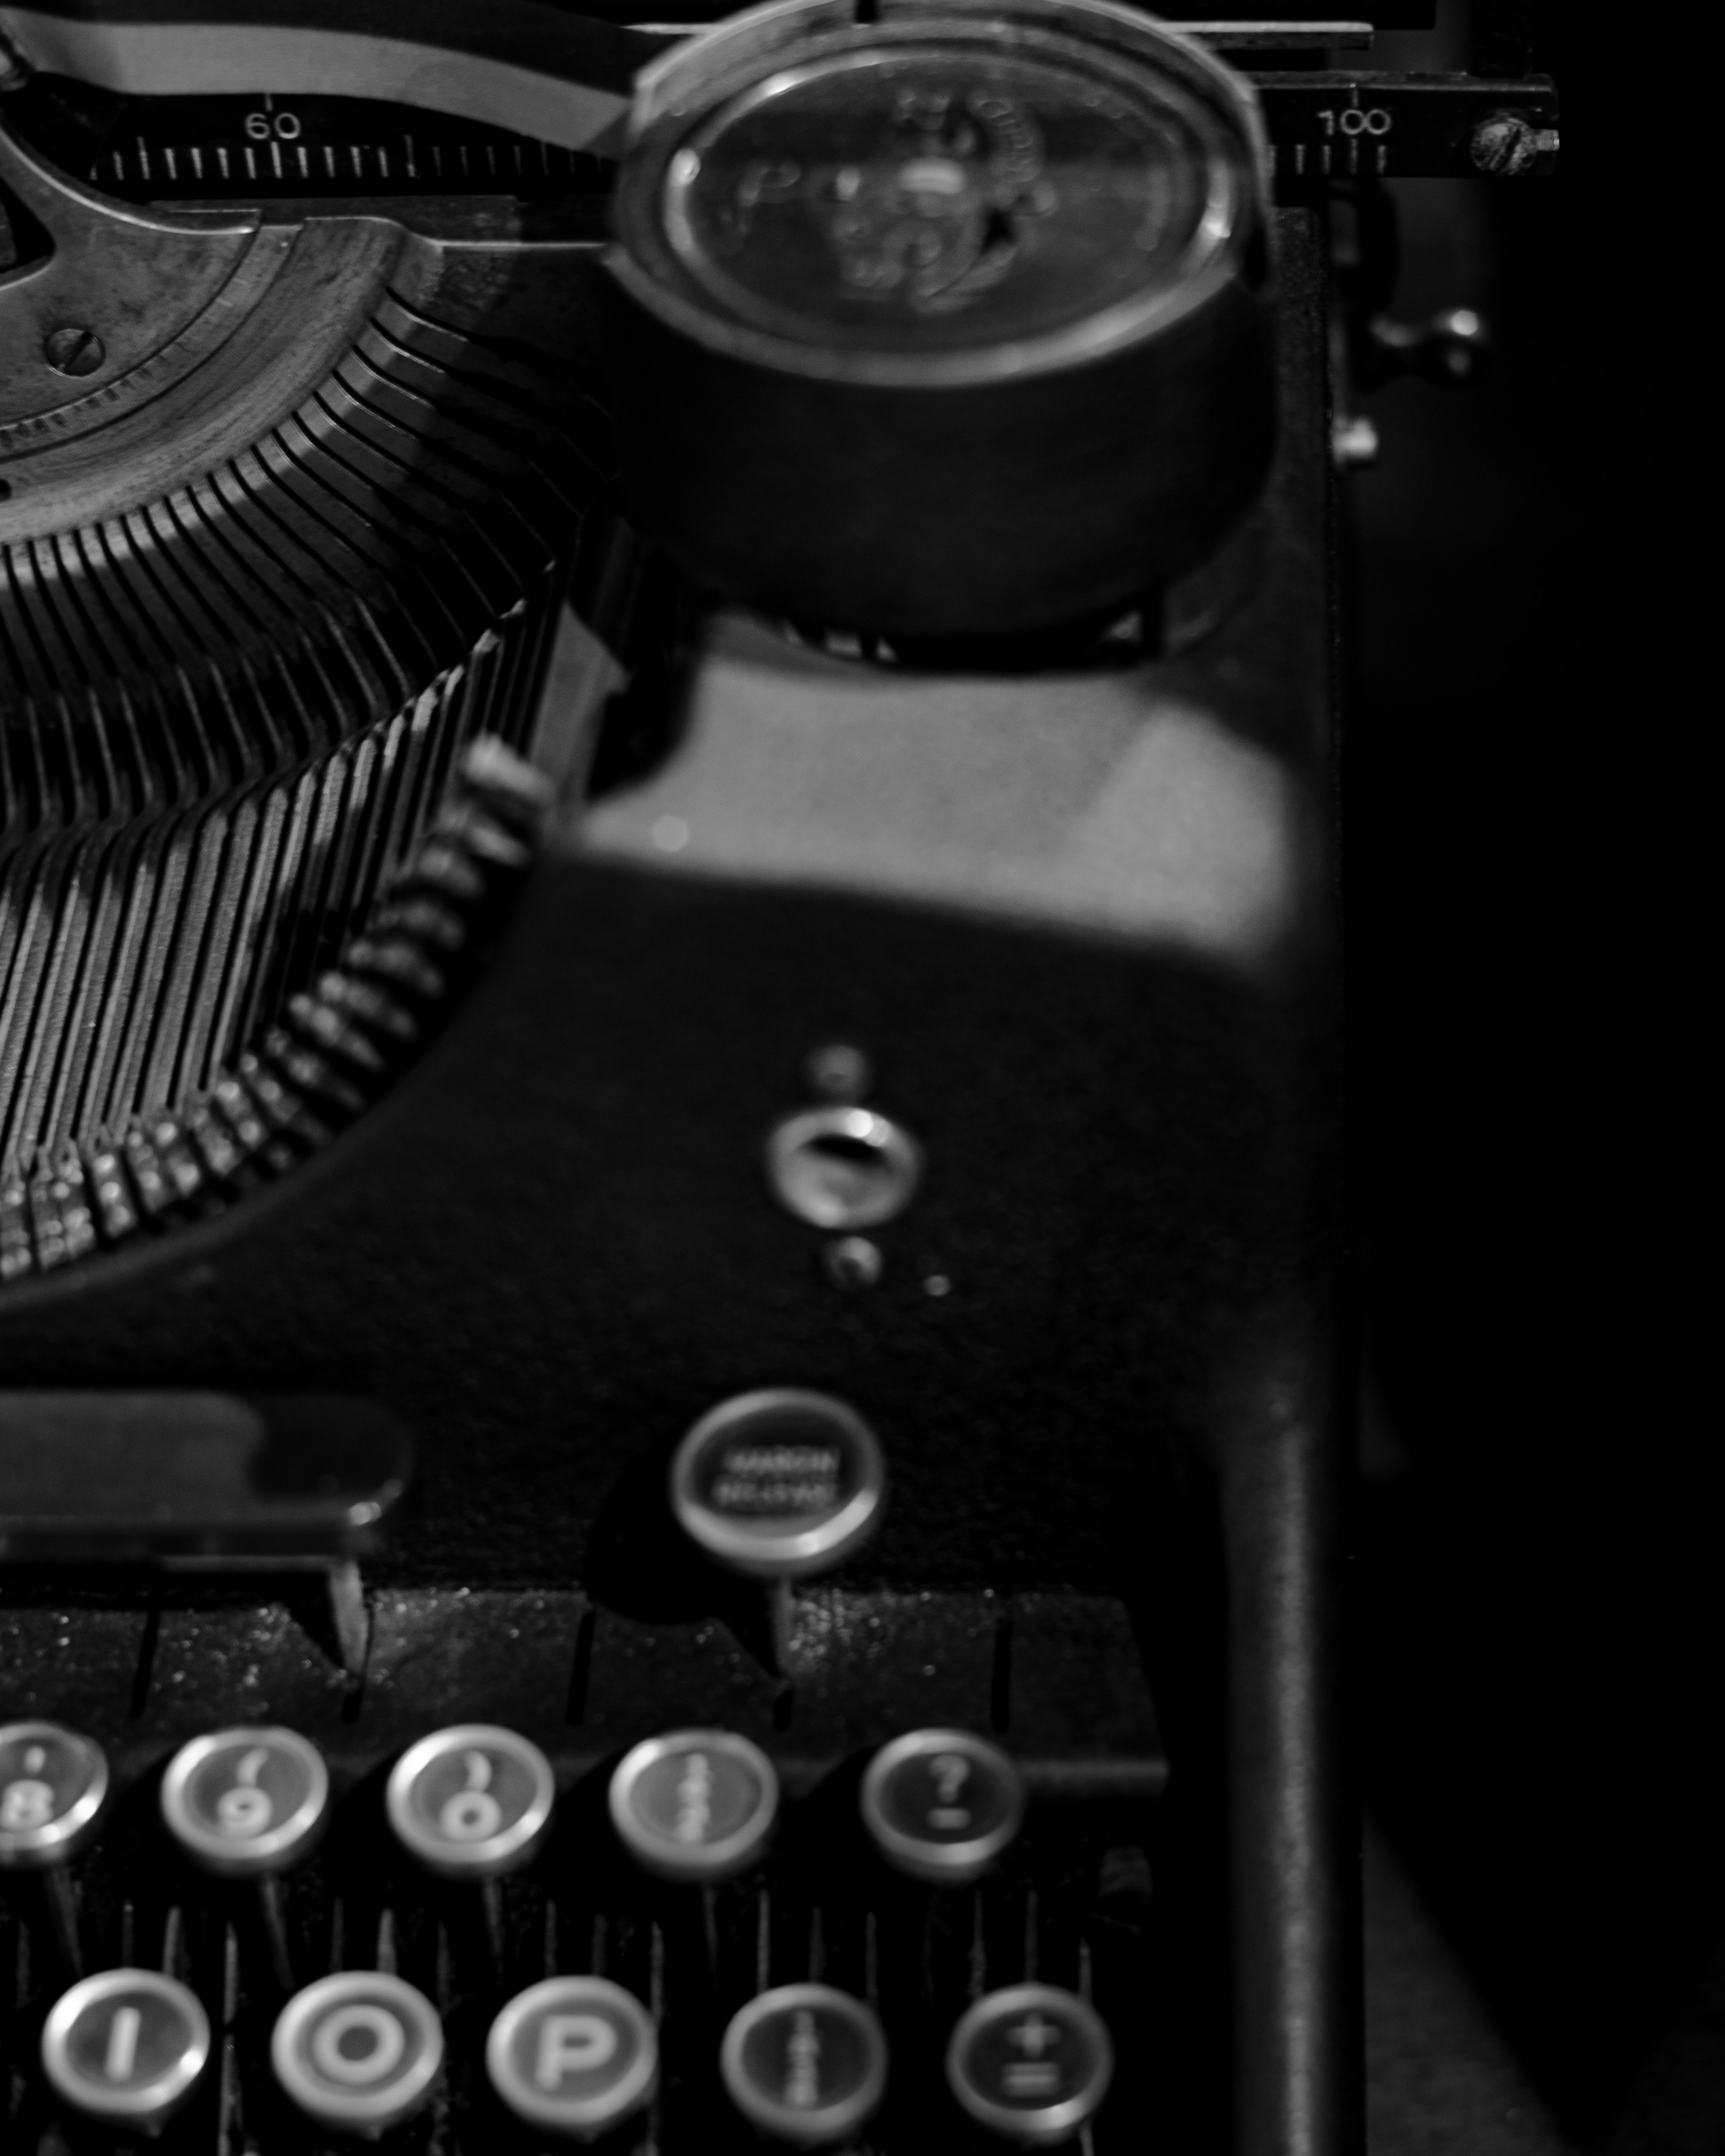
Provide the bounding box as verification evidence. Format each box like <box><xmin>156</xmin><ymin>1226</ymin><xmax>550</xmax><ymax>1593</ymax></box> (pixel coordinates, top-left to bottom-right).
<box><xmin>44</xmin><ymin>327</ymin><xmax>106</xmax><ymax>378</ymax></box>
<box><xmin>823</xmin><ymin>1236</ymin><xmax>883</xmax><ymax>1289</ymax></box>
<box><xmin>1332</xmin><ymin>415</ymin><xmax>1380</xmax><ymax>473</ymax></box>
<box><xmin>1470</xmin><ymin>115</ymin><xmax>1558</xmax><ymax>178</ymax></box>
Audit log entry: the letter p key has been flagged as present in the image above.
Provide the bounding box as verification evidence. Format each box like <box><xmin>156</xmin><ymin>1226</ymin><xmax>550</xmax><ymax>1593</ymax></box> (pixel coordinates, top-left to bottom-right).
<box><xmin>489</xmin><ymin>1978</ymin><xmax>657</xmax><ymax>2138</ymax></box>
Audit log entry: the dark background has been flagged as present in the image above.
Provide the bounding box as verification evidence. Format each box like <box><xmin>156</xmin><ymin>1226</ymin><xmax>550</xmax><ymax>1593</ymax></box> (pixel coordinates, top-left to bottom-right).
<box><xmin>1351</xmin><ymin>15</ymin><xmax>1714</xmax><ymax>2151</ymax></box>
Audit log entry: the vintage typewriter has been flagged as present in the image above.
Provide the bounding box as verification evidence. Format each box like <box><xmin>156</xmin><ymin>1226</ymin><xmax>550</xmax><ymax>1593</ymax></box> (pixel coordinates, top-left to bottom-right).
<box><xmin>0</xmin><ymin>2</ymin><xmax>1555</xmax><ymax>2149</ymax></box>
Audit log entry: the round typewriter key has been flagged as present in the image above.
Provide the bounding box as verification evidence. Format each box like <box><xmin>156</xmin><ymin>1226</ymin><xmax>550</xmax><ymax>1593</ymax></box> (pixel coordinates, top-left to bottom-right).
<box><xmin>0</xmin><ymin>1722</ymin><xmax>108</xmax><ymax>1869</ymax></box>
<box><xmin>670</xmin><ymin>1389</ymin><xmax>886</xmax><ymax>1579</ymax></box>
<box><xmin>160</xmin><ymin>1727</ymin><xmax>330</xmax><ymax>1877</ymax></box>
<box><xmin>610</xmin><ymin>1729</ymin><xmax>778</xmax><ymax>1882</ymax></box>
<box><xmin>946</xmin><ymin>1984</ymin><xmax>1114</xmax><ymax>2144</ymax></box>
<box><xmin>385</xmin><ymin>1724</ymin><xmax>555</xmax><ymax>1879</ymax></box>
<box><xmin>860</xmin><ymin>1728</ymin><xmax>1025</xmax><ymax>1884</ymax></box>
<box><xmin>487</xmin><ymin>1976</ymin><xmax>658</xmax><ymax>2139</ymax></box>
<box><xmin>721</xmin><ymin>1984</ymin><xmax>887</xmax><ymax>2146</ymax></box>
<box><xmin>40</xmin><ymin>1968</ymin><xmax>210</xmax><ymax>2126</ymax></box>
<box><xmin>272</xmin><ymin>1970</ymin><xmax>442</xmax><ymax>2132</ymax></box>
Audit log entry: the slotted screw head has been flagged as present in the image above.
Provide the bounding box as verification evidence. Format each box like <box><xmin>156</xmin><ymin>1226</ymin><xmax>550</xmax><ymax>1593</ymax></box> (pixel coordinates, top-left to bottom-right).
<box><xmin>44</xmin><ymin>326</ymin><xmax>106</xmax><ymax>376</ymax></box>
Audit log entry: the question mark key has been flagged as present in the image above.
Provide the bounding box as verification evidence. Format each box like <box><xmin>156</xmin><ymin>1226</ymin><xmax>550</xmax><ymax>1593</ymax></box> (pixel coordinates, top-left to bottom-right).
<box><xmin>161</xmin><ymin>1727</ymin><xmax>330</xmax><ymax>1877</ymax></box>
<box><xmin>860</xmin><ymin>1729</ymin><xmax>1024</xmax><ymax>1883</ymax></box>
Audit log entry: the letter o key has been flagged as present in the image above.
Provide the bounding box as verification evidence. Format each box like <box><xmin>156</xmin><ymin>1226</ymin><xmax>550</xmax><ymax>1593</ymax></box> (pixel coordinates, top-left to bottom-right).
<box><xmin>487</xmin><ymin>1977</ymin><xmax>658</xmax><ymax>2137</ymax></box>
<box><xmin>272</xmin><ymin>1973</ymin><xmax>442</xmax><ymax>2131</ymax></box>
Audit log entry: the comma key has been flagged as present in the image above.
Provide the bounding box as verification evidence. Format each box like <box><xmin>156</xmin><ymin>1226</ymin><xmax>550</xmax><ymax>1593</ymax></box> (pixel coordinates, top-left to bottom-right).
<box><xmin>487</xmin><ymin>1976</ymin><xmax>658</xmax><ymax>2139</ymax></box>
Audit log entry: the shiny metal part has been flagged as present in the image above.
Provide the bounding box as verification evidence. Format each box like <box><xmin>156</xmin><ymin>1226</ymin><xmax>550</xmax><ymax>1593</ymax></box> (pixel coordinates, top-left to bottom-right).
<box><xmin>40</xmin><ymin>1969</ymin><xmax>211</xmax><ymax>2127</ymax></box>
<box><xmin>160</xmin><ymin>1727</ymin><xmax>331</xmax><ymax>1879</ymax></box>
<box><xmin>720</xmin><ymin>1984</ymin><xmax>889</xmax><ymax>2145</ymax></box>
<box><xmin>766</xmin><ymin>1105</ymin><xmax>922</xmax><ymax>1231</ymax></box>
<box><xmin>0</xmin><ymin>119</ymin><xmax>260</xmax><ymax>431</ymax></box>
<box><xmin>609</xmin><ymin>1728</ymin><xmax>779</xmax><ymax>1882</ymax></box>
<box><xmin>946</xmin><ymin>1983</ymin><xmax>1115</xmax><ymax>2143</ymax></box>
<box><xmin>669</xmin><ymin>1389</ymin><xmax>887</xmax><ymax>1579</ymax></box>
<box><xmin>0</xmin><ymin>1721</ymin><xmax>108</xmax><ymax>1868</ymax></box>
<box><xmin>859</xmin><ymin>1727</ymin><xmax>1026</xmax><ymax>1882</ymax></box>
<box><xmin>385</xmin><ymin>1725</ymin><xmax>557</xmax><ymax>1881</ymax></box>
<box><xmin>487</xmin><ymin>1977</ymin><xmax>659</xmax><ymax>2136</ymax></box>
<box><xmin>271</xmin><ymin>1971</ymin><xmax>443</xmax><ymax>2132</ymax></box>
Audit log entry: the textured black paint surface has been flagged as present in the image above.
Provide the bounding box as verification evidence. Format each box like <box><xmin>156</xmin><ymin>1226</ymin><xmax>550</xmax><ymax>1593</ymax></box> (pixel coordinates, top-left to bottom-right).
<box><xmin>0</xmin><ymin>209</ymin><xmax>1341</xmax><ymax>2156</ymax></box>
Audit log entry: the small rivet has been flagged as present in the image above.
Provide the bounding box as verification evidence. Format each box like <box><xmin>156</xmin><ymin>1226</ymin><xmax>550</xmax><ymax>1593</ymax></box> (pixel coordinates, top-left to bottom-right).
<box><xmin>806</xmin><ymin>1043</ymin><xmax>871</xmax><ymax>1100</ymax></box>
<box><xmin>825</xmin><ymin>1235</ymin><xmax>883</xmax><ymax>1289</ymax></box>
<box><xmin>44</xmin><ymin>326</ymin><xmax>106</xmax><ymax>377</ymax></box>
<box><xmin>1332</xmin><ymin>414</ymin><xmax>1379</xmax><ymax>471</ymax></box>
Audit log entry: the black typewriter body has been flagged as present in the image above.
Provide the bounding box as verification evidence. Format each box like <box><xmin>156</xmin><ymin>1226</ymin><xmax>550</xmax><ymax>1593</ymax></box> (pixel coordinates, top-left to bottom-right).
<box><xmin>0</xmin><ymin>6</ymin><xmax>1556</xmax><ymax>2152</ymax></box>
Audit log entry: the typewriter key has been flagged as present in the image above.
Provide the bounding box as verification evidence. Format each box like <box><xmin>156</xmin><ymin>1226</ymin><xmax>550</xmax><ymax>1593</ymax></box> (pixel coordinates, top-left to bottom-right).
<box><xmin>0</xmin><ymin>1721</ymin><xmax>108</xmax><ymax>1868</ymax></box>
<box><xmin>860</xmin><ymin>1728</ymin><xmax>1026</xmax><ymax>1884</ymax></box>
<box><xmin>487</xmin><ymin>1976</ymin><xmax>659</xmax><ymax>2139</ymax></box>
<box><xmin>385</xmin><ymin>1724</ymin><xmax>556</xmax><ymax>1879</ymax></box>
<box><xmin>946</xmin><ymin>1984</ymin><xmax>1114</xmax><ymax>2144</ymax></box>
<box><xmin>160</xmin><ymin>1727</ymin><xmax>330</xmax><ymax>1877</ymax></box>
<box><xmin>610</xmin><ymin>1728</ymin><xmax>778</xmax><ymax>1882</ymax></box>
<box><xmin>670</xmin><ymin>1389</ymin><xmax>886</xmax><ymax>1580</ymax></box>
<box><xmin>272</xmin><ymin>1970</ymin><xmax>443</xmax><ymax>2132</ymax></box>
<box><xmin>720</xmin><ymin>1984</ymin><xmax>888</xmax><ymax>2146</ymax></box>
<box><xmin>40</xmin><ymin>1969</ymin><xmax>210</xmax><ymax>2127</ymax></box>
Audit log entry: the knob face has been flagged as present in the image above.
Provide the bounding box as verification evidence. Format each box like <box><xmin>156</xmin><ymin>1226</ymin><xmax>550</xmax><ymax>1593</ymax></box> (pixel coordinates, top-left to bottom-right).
<box><xmin>721</xmin><ymin>1984</ymin><xmax>888</xmax><ymax>2145</ymax></box>
<box><xmin>946</xmin><ymin>1984</ymin><xmax>1114</xmax><ymax>2143</ymax></box>
<box><xmin>160</xmin><ymin>1727</ymin><xmax>330</xmax><ymax>1878</ymax></box>
<box><xmin>272</xmin><ymin>1972</ymin><xmax>443</xmax><ymax>2132</ymax></box>
<box><xmin>860</xmin><ymin>1728</ymin><xmax>1025</xmax><ymax>1882</ymax></box>
<box><xmin>604</xmin><ymin>0</ymin><xmax>1275</xmax><ymax>640</ymax></box>
<box><xmin>40</xmin><ymin>1970</ymin><xmax>210</xmax><ymax>2126</ymax></box>
<box><xmin>669</xmin><ymin>1390</ymin><xmax>887</xmax><ymax>1579</ymax></box>
<box><xmin>610</xmin><ymin>1729</ymin><xmax>779</xmax><ymax>1881</ymax></box>
<box><xmin>657</xmin><ymin>39</ymin><xmax>1237</xmax><ymax>363</ymax></box>
<box><xmin>487</xmin><ymin>1977</ymin><xmax>659</xmax><ymax>2136</ymax></box>
<box><xmin>0</xmin><ymin>1722</ymin><xmax>107</xmax><ymax>1869</ymax></box>
<box><xmin>385</xmin><ymin>1725</ymin><xmax>556</xmax><ymax>1880</ymax></box>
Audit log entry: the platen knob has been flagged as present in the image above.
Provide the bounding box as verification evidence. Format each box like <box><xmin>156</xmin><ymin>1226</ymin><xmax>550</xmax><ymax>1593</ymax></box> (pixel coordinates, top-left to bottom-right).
<box><xmin>603</xmin><ymin>0</ymin><xmax>1274</xmax><ymax>644</ymax></box>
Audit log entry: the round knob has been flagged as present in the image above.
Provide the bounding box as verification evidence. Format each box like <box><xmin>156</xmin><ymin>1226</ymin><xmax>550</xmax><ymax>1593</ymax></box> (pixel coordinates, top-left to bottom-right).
<box><xmin>603</xmin><ymin>0</ymin><xmax>1274</xmax><ymax>642</ymax></box>
<box><xmin>609</xmin><ymin>1728</ymin><xmax>779</xmax><ymax>1882</ymax></box>
<box><xmin>0</xmin><ymin>1722</ymin><xmax>107</xmax><ymax>1869</ymax></box>
<box><xmin>40</xmin><ymin>1969</ymin><xmax>210</xmax><ymax>2129</ymax></box>
<box><xmin>272</xmin><ymin>1971</ymin><xmax>443</xmax><ymax>2133</ymax></box>
<box><xmin>720</xmin><ymin>1984</ymin><xmax>888</xmax><ymax>2146</ymax></box>
<box><xmin>669</xmin><ymin>1389</ymin><xmax>887</xmax><ymax>1581</ymax></box>
<box><xmin>385</xmin><ymin>1725</ymin><xmax>556</xmax><ymax>1881</ymax></box>
<box><xmin>160</xmin><ymin>1727</ymin><xmax>330</xmax><ymax>1878</ymax></box>
<box><xmin>859</xmin><ymin>1728</ymin><xmax>1025</xmax><ymax>1883</ymax></box>
<box><xmin>946</xmin><ymin>1984</ymin><xmax>1114</xmax><ymax>2144</ymax></box>
<box><xmin>487</xmin><ymin>1976</ymin><xmax>659</xmax><ymax>2138</ymax></box>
